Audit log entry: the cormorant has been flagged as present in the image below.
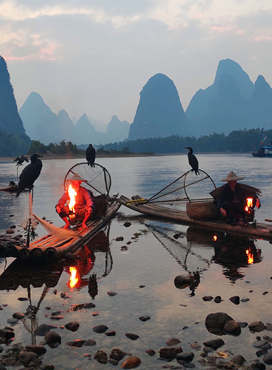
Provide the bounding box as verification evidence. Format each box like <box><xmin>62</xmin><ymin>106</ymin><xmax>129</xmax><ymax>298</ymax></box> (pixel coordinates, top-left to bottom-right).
<box><xmin>14</xmin><ymin>155</ymin><xmax>29</xmax><ymax>166</ymax></box>
<box><xmin>185</xmin><ymin>147</ymin><xmax>199</xmax><ymax>175</ymax></box>
<box><xmin>86</xmin><ymin>144</ymin><xmax>96</xmax><ymax>167</ymax></box>
<box><xmin>16</xmin><ymin>154</ymin><xmax>43</xmax><ymax>197</ymax></box>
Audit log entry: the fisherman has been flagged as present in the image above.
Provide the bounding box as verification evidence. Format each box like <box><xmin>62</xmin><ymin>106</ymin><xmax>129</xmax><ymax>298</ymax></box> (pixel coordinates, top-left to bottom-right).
<box><xmin>212</xmin><ymin>171</ymin><xmax>261</xmax><ymax>225</ymax></box>
<box><xmin>55</xmin><ymin>173</ymin><xmax>93</xmax><ymax>229</ymax></box>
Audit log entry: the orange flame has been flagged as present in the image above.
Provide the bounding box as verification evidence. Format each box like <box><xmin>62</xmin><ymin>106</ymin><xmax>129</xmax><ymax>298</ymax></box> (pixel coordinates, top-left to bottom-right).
<box><xmin>246</xmin><ymin>249</ymin><xmax>254</xmax><ymax>264</ymax></box>
<box><xmin>69</xmin><ymin>266</ymin><xmax>80</xmax><ymax>288</ymax></box>
<box><xmin>212</xmin><ymin>234</ymin><xmax>218</xmax><ymax>242</ymax></box>
<box><xmin>68</xmin><ymin>184</ymin><xmax>77</xmax><ymax>213</ymax></box>
<box><xmin>245</xmin><ymin>197</ymin><xmax>254</xmax><ymax>213</ymax></box>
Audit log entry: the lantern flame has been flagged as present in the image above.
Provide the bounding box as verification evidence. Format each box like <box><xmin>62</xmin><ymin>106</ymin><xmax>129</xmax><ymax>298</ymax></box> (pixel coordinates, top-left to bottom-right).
<box><xmin>212</xmin><ymin>234</ymin><xmax>218</xmax><ymax>242</ymax></box>
<box><xmin>69</xmin><ymin>266</ymin><xmax>79</xmax><ymax>288</ymax></box>
<box><xmin>245</xmin><ymin>197</ymin><xmax>254</xmax><ymax>213</ymax></box>
<box><xmin>246</xmin><ymin>249</ymin><xmax>254</xmax><ymax>264</ymax></box>
<box><xmin>68</xmin><ymin>184</ymin><xmax>77</xmax><ymax>213</ymax></box>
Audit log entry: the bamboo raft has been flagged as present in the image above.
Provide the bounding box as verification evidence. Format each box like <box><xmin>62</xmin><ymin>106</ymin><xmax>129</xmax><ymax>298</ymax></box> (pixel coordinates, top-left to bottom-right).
<box><xmin>0</xmin><ymin>199</ymin><xmax>120</xmax><ymax>260</ymax></box>
<box><xmin>119</xmin><ymin>195</ymin><xmax>272</xmax><ymax>241</ymax></box>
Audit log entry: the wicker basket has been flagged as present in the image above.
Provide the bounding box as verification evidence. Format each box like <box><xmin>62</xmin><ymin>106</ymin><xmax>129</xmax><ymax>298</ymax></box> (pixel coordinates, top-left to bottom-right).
<box><xmin>186</xmin><ymin>200</ymin><xmax>218</xmax><ymax>220</ymax></box>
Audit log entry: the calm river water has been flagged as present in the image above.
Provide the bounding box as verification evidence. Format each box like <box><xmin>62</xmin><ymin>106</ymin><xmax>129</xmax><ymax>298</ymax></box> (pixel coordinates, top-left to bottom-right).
<box><xmin>0</xmin><ymin>154</ymin><xmax>272</xmax><ymax>369</ymax></box>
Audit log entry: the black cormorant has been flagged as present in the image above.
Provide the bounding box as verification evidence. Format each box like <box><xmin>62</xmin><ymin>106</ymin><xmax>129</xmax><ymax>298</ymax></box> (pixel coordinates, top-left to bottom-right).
<box><xmin>185</xmin><ymin>147</ymin><xmax>199</xmax><ymax>175</ymax></box>
<box><xmin>16</xmin><ymin>154</ymin><xmax>43</xmax><ymax>197</ymax></box>
<box><xmin>14</xmin><ymin>155</ymin><xmax>29</xmax><ymax>166</ymax></box>
<box><xmin>86</xmin><ymin>144</ymin><xmax>96</xmax><ymax>167</ymax></box>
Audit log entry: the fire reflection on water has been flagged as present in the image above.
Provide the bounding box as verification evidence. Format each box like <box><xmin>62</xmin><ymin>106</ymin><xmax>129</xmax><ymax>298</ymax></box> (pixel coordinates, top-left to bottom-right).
<box><xmin>68</xmin><ymin>266</ymin><xmax>80</xmax><ymax>288</ymax></box>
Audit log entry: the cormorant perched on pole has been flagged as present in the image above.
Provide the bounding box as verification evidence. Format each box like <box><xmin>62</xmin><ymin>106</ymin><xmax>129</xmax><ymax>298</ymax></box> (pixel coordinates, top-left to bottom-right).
<box><xmin>86</xmin><ymin>144</ymin><xmax>96</xmax><ymax>167</ymax></box>
<box><xmin>185</xmin><ymin>147</ymin><xmax>199</xmax><ymax>175</ymax></box>
<box><xmin>16</xmin><ymin>154</ymin><xmax>43</xmax><ymax>197</ymax></box>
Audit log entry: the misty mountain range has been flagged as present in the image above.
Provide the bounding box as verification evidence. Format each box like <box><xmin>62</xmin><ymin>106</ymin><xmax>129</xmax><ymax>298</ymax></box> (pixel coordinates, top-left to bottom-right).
<box><xmin>19</xmin><ymin>92</ymin><xmax>130</xmax><ymax>145</ymax></box>
<box><xmin>1</xmin><ymin>55</ymin><xmax>272</xmax><ymax>156</ymax></box>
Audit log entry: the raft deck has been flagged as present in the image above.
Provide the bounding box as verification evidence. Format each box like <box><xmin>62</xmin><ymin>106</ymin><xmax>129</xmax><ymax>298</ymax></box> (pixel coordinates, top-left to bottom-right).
<box><xmin>0</xmin><ymin>199</ymin><xmax>120</xmax><ymax>260</ymax></box>
<box><xmin>119</xmin><ymin>195</ymin><xmax>272</xmax><ymax>241</ymax></box>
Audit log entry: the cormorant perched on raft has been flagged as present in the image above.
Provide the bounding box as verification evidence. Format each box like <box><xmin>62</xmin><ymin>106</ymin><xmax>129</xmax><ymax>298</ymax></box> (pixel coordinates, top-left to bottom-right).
<box><xmin>16</xmin><ymin>154</ymin><xmax>43</xmax><ymax>197</ymax></box>
<box><xmin>14</xmin><ymin>155</ymin><xmax>29</xmax><ymax>166</ymax></box>
<box><xmin>185</xmin><ymin>147</ymin><xmax>199</xmax><ymax>175</ymax></box>
<box><xmin>86</xmin><ymin>144</ymin><xmax>96</xmax><ymax>167</ymax></box>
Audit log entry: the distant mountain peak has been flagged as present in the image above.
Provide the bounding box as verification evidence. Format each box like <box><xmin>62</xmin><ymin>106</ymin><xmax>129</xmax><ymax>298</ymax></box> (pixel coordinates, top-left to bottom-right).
<box><xmin>129</xmin><ymin>72</ymin><xmax>188</xmax><ymax>140</ymax></box>
<box><xmin>214</xmin><ymin>58</ymin><xmax>254</xmax><ymax>99</ymax></box>
<box><xmin>0</xmin><ymin>55</ymin><xmax>30</xmax><ymax>155</ymax></box>
<box><xmin>58</xmin><ymin>109</ymin><xmax>71</xmax><ymax>119</ymax></box>
<box><xmin>26</xmin><ymin>91</ymin><xmax>45</xmax><ymax>105</ymax></box>
<box><xmin>255</xmin><ymin>75</ymin><xmax>271</xmax><ymax>90</ymax></box>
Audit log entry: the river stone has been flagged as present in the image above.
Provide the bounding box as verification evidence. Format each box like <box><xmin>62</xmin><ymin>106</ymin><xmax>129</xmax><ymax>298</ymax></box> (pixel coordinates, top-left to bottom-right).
<box><xmin>204</xmin><ymin>339</ymin><xmax>224</xmax><ymax>350</ymax></box>
<box><xmin>107</xmin><ymin>291</ymin><xmax>117</xmax><ymax>296</ymax></box>
<box><xmin>229</xmin><ymin>296</ymin><xmax>240</xmax><ymax>305</ymax></box>
<box><xmin>45</xmin><ymin>331</ymin><xmax>61</xmax><ymax>348</ymax></box>
<box><xmin>139</xmin><ymin>315</ymin><xmax>150</xmax><ymax>322</ymax></box>
<box><xmin>224</xmin><ymin>320</ymin><xmax>241</xmax><ymax>335</ymax></box>
<box><xmin>84</xmin><ymin>339</ymin><xmax>96</xmax><ymax>346</ymax></box>
<box><xmin>110</xmin><ymin>348</ymin><xmax>127</xmax><ymax>361</ymax></box>
<box><xmin>121</xmin><ymin>356</ymin><xmax>141</xmax><ymax>369</ymax></box>
<box><xmin>94</xmin><ymin>350</ymin><xmax>108</xmax><ymax>364</ymax></box>
<box><xmin>174</xmin><ymin>275</ymin><xmax>191</xmax><ymax>289</ymax></box>
<box><xmin>0</xmin><ymin>328</ymin><xmax>15</xmax><ymax>340</ymax></box>
<box><xmin>25</xmin><ymin>345</ymin><xmax>47</xmax><ymax>356</ymax></box>
<box><xmin>253</xmin><ymin>340</ymin><xmax>269</xmax><ymax>348</ymax></box>
<box><xmin>19</xmin><ymin>350</ymin><xmax>38</xmax><ymax>365</ymax></box>
<box><xmin>71</xmin><ymin>302</ymin><xmax>96</xmax><ymax>311</ymax></box>
<box><xmin>93</xmin><ymin>325</ymin><xmax>108</xmax><ymax>333</ymax></box>
<box><xmin>202</xmin><ymin>296</ymin><xmax>213</xmax><ymax>302</ymax></box>
<box><xmin>65</xmin><ymin>322</ymin><xmax>79</xmax><ymax>332</ymax></box>
<box><xmin>205</xmin><ymin>312</ymin><xmax>234</xmax><ymax>335</ymax></box>
<box><xmin>35</xmin><ymin>324</ymin><xmax>57</xmax><ymax>336</ymax></box>
<box><xmin>125</xmin><ymin>333</ymin><xmax>139</xmax><ymax>340</ymax></box>
<box><xmin>263</xmin><ymin>351</ymin><xmax>272</xmax><ymax>364</ymax></box>
<box><xmin>116</xmin><ymin>236</ymin><xmax>124</xmax><ymax>241</ymax></box>
<box><xmin>249</xmin><ymin>321</ymin><xmax>266</xmax><ymax>332</ymax></box>
<box><xmin>248</xmin><ymin>360</ymin><xmax>266</xmax><ymax>369</ymax></box>
<box><xmin>12</xmin><ymin>312</ymin><xmax>24</xmax><ymax>320</ymax></box>
<box><xmin>159</xmin><ymin>347</ymin><xmax>181</xmax><ymax>360</ymax></box>
<box><xmin>66</xmin><ymin>339</ymin><xmax>85</xmax><ymax>347</ymax></box>
<box><xmin>105</xmin><ymin>330</ymin><xmax>116</xmax><ymax>336</ymax></box>
<box><xmin>231</xmin><ymin>354</ymin><xmax>245</xmax><ymax>365</ymax></box>
<box><xmin>109</xmin><ymin>358</ymin><xmax>119</xmax><ymax>366</ymax></box>
<box><xmin>166</xmin><ymin>338</ymin><xmax>181</xmax><ymax>346</ymax></box>
<box><xmin>50</xmin><ymin>315</ymin><xmax>64</xmax><ymax>320</ymax></box>
<box><xmin>18</xmin><ymin>297</ymin><xmax>28</xmax><ymax>301</ymax></box>
<box><xmin>214</xmin><ymin>296</ymin><xmax>222</xmax><ymax>303</ymax></box>
<box><xmin>145</xmin><ymin>349</ymin><xmax>156</xmax><ymax>356</ymax></box>
<box><xmin>176</xmin><ymin>352</ymin><xmax>194</xmax><ymax>363</ymax></box>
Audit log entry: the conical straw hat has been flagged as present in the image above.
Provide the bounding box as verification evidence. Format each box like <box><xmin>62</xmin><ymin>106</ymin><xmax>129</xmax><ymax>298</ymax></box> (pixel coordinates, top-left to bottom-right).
<box><xmin>221</xmin><ymin>171</ymin><xmax>245</xmax><ymax>182</ymax></box>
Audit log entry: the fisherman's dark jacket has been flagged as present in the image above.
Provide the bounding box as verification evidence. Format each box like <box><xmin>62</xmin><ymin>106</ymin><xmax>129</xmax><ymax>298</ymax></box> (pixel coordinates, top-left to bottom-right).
<box><xmin>216</xmin><ymin>183</ymin><xmax>246</xmax><ymax>209</ymax></box>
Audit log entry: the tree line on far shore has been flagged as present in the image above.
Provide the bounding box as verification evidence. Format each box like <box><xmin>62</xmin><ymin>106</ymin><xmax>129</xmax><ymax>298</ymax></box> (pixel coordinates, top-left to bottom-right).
<box><xmin>101</xmin><ymin>128</ymin><xmax>272</xmax><ymax>154</ymax></box>
<box><xmin>27</xmin><ymin>128</ymin><xmax>272</xmax><ymax>155</ymax></box>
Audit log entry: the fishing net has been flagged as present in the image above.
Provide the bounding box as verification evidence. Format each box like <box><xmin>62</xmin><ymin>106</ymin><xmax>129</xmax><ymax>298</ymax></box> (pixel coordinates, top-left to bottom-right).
<box><xmin>64</xmin><ymin>162</ymin><xmax>111</xmax><ymax>196</ymax></box>
<box><xmin>147</xmin><ymin>223</ymin><xmax>212</xmax><ymax>274</ymax></box>
<box><xmin>146</xmin><ymin>169</ymin><xmax>216</xmax><ymax>207</ymax></box>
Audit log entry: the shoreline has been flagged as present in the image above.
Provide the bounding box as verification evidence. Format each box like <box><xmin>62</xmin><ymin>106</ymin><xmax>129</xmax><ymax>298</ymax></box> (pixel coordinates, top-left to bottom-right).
<box><xmin>0</xmin><ymin>152</ymin><xmax>254</xmax><ymax>161</ymax></box>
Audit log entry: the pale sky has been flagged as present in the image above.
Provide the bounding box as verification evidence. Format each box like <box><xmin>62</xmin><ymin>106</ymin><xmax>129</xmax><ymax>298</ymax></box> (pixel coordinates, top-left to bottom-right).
<box><xmin>1</xmin><ymin>0</ymin><xmax>272</xmax><ymax>128</ymax></box>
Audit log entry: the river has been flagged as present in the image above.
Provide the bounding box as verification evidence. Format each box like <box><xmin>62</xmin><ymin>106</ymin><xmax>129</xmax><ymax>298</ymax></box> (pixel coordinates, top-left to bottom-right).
<box><xmin>0</xmin><ymin>154</ymin><xmax>272</xmax><ymax>369</ymax></box>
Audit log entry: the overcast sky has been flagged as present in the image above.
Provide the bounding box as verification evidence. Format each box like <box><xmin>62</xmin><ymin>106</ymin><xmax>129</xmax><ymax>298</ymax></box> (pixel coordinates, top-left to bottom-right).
<box><xmin>1</xmin><ymin>0</ymin><xmax>272</xmax><ymax>129</ymax></box>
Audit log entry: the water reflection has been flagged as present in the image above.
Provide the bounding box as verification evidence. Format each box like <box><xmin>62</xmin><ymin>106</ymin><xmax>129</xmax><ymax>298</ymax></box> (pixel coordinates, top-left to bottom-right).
<box><xmin>0</xmin><ymin>224</ymin><xmax>112</xmax><ymax>345</ymax></box>
<box><xmin>147</xmin><ymin>223</ymin><xmax>263</xmax><ymax>296</ymax></box>
<box><xmin>187</xmin><ymin>227</ymin><xmax>262</xmax><ymax>282</ymax></box>
<box><xmin>65</xmin><ymin>225</ymin><xmax>112</xmax><ymax>298</ymax></box>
